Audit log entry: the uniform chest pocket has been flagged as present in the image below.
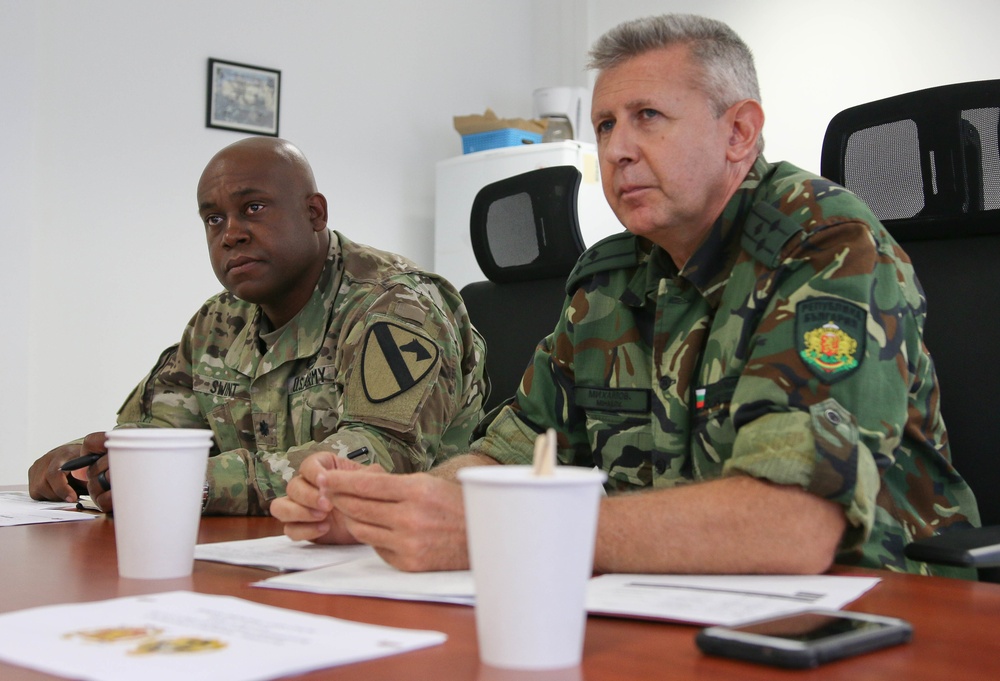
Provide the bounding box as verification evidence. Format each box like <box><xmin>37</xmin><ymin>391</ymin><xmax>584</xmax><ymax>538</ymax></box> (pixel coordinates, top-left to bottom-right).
<box><xmin>691</xmin><ymin>376</ymin><xmax>738</xmax><ymax>478</ymax></box>
<box><xmin>287</xmin><ymin>364</ymin><xmax>340</xmax><ymax>444</ymax></box>
<box><xmin>192</xmin><ymin>374</ymin><xmax>254</xmax><ymax>450</ymax></box>
<box><xmin>575</xmin><ymin>386</ymin><xmax>654</xmax><ymax>487</ymax></box>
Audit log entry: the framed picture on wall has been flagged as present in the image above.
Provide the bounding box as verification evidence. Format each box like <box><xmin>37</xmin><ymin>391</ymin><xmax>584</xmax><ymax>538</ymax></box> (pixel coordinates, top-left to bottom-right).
<box><xmin>206</xmin><ymin>58</ymin><xmax>281</xmax><ymax>136</ymax></box>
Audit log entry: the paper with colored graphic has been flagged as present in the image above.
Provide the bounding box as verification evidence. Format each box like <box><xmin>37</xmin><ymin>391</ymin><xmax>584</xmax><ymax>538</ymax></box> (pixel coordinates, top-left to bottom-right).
<box><xmin>0</xmin><ymin>591</ymin><xmax>446</xmax><ymax>681</ymax></box>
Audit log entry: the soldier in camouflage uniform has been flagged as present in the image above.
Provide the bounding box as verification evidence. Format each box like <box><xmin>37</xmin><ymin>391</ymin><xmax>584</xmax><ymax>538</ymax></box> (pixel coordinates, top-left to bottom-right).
<box><xmin>272</xmin><ymin>15</ymin><xmax>979</xmax><ymax>577</ymax></box>
<box><xmin>28</xmin><ymin>137</ymin><xmax>487</xmax><ymax>515</ymax></box>
<box><xmin>475</xmin><ymin>153</ymin><xmax>979</xmax><ymax>577</ymax></box>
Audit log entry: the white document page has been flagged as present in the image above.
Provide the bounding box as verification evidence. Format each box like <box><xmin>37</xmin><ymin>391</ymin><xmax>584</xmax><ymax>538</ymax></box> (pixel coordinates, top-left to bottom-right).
<box><xmin>0</xmin><ymin>591</ymin><xmax>446</xmax><ymax>681</ymax></box>
<box><xmin>195</xmin><ymin>535</ymin><xmax>374</xmax><ymax>572</ymax></box>
<box><xmin>585</xmin><ymin>573</ymin><xmax>882</xmax><ymax>626</ymax></box>
<box><xmin>254</xmin><ymin>538</ymin><xmax>879</xmax><ymax>625</ymax></box>
<box><xmin>0</xmin><ymin>490</ymin><xmax>96</xmax><ymax>527</ymax></box>
<box><xmin>258</xmin><ymin>548</ymin><xmax>476</xmax><ymax>605</ymax></box>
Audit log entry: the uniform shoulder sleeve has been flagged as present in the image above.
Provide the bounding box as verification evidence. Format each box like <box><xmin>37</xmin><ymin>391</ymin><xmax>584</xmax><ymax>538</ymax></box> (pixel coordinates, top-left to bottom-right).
<box><xmin>740</xmin><ymin>202</ymin><xmax>806</xmax><ymax>269</ymax></box>
<box><xmin>566</xmin><ymin>232</ymin><xmax>640</xmax><ymax>292</ymax></box>
<box><xmin>116</xmin><ymin>343</ymin><xmax>182</xmax><ymax>423</ymax></box>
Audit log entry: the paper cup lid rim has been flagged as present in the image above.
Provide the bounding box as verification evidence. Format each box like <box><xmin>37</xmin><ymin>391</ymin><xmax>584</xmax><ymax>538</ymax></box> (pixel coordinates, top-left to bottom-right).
<box><xmin>106</xmin><ymin>429</ymin><xmax>213</xmax><ymax>439</ymax></box>
<box><xmin>106</xmin><ymin>444</ymin><xmax>213</xmax><ymax>453</ymax></box>
<box><xmin>457</xmin><ymin>465</ymin><xmax>606</xmax><ymax>486</ymax></box>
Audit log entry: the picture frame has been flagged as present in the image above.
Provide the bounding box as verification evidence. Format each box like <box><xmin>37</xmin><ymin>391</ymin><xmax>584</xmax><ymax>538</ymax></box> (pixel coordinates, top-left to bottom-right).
<box><xmin>206</xmin><ymin>58</ymin><xmax>281</xmax><ymax>136</ymax></box>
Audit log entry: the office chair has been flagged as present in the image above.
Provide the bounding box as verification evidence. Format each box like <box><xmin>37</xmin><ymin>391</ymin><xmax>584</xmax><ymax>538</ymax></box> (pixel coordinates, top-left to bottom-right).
<box><xmin>459</xmin><ymin>165</ymin><xmax>587</xmax><ymax>414</ymax></box>
<box><xmin>821</xmin><ymin>79</ymin><xmax>1000</xmax><ymax>579</ymax></box>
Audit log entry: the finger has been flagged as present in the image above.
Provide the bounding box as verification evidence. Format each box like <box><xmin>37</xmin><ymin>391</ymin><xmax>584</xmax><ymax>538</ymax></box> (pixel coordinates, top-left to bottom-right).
<box><xmin>92</xmin><ymin>489</ymin><xmax>113</xmax><ymax>513</ymax></box>
<box><xmin>284</xmin><ymin>476</ymin><xmax>333</xmax><ymax>513</ymax></box>
<box><xmin>297</xmin><ymin>451</ymin><xmax>343</xmax><ymax>482</ymax></box>
<box><xmin>338</xmin><ymin>511</ymin><xmax>394</xmax><ymax>547</ymax></box>
<box><xmin>270</xmin><ymin>497</ymin><xmax>329</xmax><ymax>523</ymax></box>
<box><xmin>283</xmin><ymin>521</ymin><xmax>332</xmax><ymax>543</ymax></box>
<box><xmin>329</xmin><ymin>493</ymin><xmax>397</xmax><ymax>532</ymax></box>
<box><xmin>29</xmin><ymin>447</ymin><xmax>82</xmax><ymax>502</ymax></box>
<box><xmin>84</xmin><ymin>455</ymin><xmax>110</xmax><ymax>497</ymax></box>
<box><xmin>322</xmin><ymin>470</ymin><xmax>413</xmax><ymax>504</ymax></box>
<box><xmin>80</xmin><ymin>431</ymin><xmax>109</xmax><ymax>454</ymax></box>
<box><xmin>46</xmin><ymin>469</ymin><xmax>79</xmax><ymax>503</ymax></box>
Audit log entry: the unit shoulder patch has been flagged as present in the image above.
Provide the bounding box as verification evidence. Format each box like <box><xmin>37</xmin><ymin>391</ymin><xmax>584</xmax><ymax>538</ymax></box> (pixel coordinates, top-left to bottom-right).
<box><xmin>795</xmin><ymin>297</ymin><xmax>866</xmax><ymax>382</ymax></box>
<box><xmin>360</xmin><ymin>321</ymin><xmax>439</xmax><ymax>403</ymax></box>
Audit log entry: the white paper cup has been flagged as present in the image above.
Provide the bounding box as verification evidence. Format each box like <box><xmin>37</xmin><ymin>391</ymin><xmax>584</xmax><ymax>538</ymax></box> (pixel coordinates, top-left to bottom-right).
<box><xmin>458</xmin><ymin>465</ymin><xmax>606</xmax><ymax>670</ymax></box>
<box><xmin>105</xmin><ymin>428</ymin><xmax>213</xmax><ymax>579</ymax></box>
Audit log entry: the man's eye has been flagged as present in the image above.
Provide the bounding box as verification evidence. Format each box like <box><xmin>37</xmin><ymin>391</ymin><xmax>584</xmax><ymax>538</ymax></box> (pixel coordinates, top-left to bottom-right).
<box><xmin>595</xmin><ymin>120</ymin><xmax>614</xmax><ymax>135</ymax></box>
<box><xmin>639</xmin><ymin>109</ymin><xmax>660</xmax><ymax>120</ymax></box>
<box><xmin>204</xmin><ymin>215</ymin><xmax>222</xmax><ymax>227</ymax></box>
<box><xmin>246</xmin><ymin>202</ymin><xmax>264</xmax><ymax>214</ymax></box>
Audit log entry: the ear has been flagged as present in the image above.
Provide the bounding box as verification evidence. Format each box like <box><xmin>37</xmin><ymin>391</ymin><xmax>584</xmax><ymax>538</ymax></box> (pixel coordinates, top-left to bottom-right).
<box><xmin>725</xmin><ymin>99</ymin><xmax>764</xmax><ymax>163</ymax></box>
<box><xmin>306</xmin><ymin>192</ymin><xmax>329</xmax><ymax>232</ymax></box>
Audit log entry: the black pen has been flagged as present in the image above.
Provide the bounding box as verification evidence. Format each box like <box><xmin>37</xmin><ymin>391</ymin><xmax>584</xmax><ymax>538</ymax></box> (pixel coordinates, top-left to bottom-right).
<box><xmin>59</xmin><ymin>452</ymin><xmax>106</xmax><ymax>472</ymax></box>
<box><xmin>346</xmin><ymin>446</ymin><xmax>370</xmax><ymax>462</ymax></box>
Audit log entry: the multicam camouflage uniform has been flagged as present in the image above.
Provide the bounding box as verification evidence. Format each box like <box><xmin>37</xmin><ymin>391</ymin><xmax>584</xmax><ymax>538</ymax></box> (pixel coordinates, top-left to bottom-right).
<box><xmin>113</xmin><ymin>230</ymin><xmax>487</xmax><ymax>515</ymax></box>
<box><xmin>474</xmin><ymin>157</ymin><xmax>980</xmax><ymax>578</ymax></box>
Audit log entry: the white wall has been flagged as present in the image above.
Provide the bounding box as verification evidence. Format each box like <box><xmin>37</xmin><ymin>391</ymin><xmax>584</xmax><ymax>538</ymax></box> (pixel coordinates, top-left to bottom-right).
<box><xmin>1</xmin><ymin>0</ymin><xmax>568</xmax><ymax>484</ymax></box>
<box><xmin>590</xmin><ymin>0</ymin><xmax>1000</xmax><ymax>170</ymax></box>
<box><xmin>4</xmin><ymin>0</ymin><xmax>999</xmax><ymax>485</ymax></box>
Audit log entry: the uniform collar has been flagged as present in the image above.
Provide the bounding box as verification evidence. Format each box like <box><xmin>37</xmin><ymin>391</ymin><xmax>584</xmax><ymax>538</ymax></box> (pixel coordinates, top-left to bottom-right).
<box><xmin>635</xmin><ymin>156</ymin><xmax>772</xmax><ymax>305</ymax></box>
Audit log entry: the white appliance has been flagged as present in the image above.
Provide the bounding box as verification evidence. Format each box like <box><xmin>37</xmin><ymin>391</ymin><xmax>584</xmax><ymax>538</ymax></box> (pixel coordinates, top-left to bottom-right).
<box><xmin>433</xmin><ymin>141</ymin><xmax>623</xmax><ymax>290</ymax></box>
<box><xmin>533</xmin><ymin>86</ymin><xmax>593</xmax><ymax>144</ymax></box>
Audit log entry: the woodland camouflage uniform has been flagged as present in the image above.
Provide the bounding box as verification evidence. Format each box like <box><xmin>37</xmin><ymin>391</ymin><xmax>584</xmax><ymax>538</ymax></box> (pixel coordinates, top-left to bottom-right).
<box><xmin>113</xmin><ymin>230</ymin><xmax>487</xmax><ymax>515</ymax></box>
<box><xmin>474</xmin><ymin>156</ymin><xmax>980</xmax><ymax>578</ymax></box>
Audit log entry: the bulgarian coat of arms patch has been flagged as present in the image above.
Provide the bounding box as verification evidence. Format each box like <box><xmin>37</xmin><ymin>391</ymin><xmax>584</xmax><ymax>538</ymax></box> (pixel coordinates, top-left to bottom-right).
<box><xmin>795</xmin><ymin>297</ymin><xmax>866</xmax><ymax>382</ymax></box>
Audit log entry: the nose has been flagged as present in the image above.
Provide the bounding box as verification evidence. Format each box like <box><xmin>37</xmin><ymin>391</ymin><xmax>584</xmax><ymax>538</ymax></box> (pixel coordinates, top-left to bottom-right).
<box><xmin>602</xmin><ymin>122</ymin><xmax>638</xmax><ymax>167</ymax></box>
<box><xmin>220</xmin><ymin>216</ymin><xmax>250</xmax><ymax>248</ymax></box>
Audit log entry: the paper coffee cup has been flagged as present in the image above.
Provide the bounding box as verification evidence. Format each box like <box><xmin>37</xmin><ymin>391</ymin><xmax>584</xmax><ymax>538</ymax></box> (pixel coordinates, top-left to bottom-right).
<box><xmin>105</xmin><ymin>428</ymin><xmax>213</xmax><ymax>579</ymax></box>
<box><xmin>459</xmin><ymin>465</ymin><xmax>606</xmax><ymax>670</ymax></box>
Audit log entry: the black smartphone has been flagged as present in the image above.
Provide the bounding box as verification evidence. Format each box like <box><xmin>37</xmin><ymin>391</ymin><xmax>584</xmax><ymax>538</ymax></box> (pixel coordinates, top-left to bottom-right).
<box><xmin>695</xmin><ymin>610</ymin><xmax>912</xmax><ymax>669</ymax></box>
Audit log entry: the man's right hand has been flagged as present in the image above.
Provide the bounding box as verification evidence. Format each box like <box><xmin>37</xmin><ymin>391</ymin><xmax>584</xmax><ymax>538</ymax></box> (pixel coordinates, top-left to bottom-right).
<box><xmin>28</xmin><ymin>432</ymin><xmax>109</xmax><ymax>508</ymax></box>
<box><xmin>271</xmin><ymin>451</ymin><xmax>382</xmax><ymax>545</ymax></box>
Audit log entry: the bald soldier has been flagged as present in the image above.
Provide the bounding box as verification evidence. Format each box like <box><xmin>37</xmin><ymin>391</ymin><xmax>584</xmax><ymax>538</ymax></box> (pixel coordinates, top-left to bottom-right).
<box><xmin>29</xmin><ymin>137</ymin><xmax>487</xmax><ymax>514</ymax></box>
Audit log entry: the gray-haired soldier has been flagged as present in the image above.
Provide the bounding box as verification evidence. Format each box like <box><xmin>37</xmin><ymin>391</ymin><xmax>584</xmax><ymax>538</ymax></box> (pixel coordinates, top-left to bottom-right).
<box><xmin>273</xmin><ymin>14</ymin><xmax>979</xmax><ymax>578</ymax></box>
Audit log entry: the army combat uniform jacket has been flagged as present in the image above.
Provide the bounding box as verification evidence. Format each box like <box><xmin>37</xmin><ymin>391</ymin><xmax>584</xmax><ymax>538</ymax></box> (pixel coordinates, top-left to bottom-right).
<box><xmin>115</xmin><ymin>230</ymin><xmax>487</xmax><ymax>515</ymax></box>
<box><xmin>475</xmin><ymin>157</ymin><xmax>980</xmax><ymax>577</ymax></box>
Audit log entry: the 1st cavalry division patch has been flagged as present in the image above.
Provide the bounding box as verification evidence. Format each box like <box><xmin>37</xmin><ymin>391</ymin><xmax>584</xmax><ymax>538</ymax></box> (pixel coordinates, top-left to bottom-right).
<box><xmin>796</xmin><ymin>297</ymin><xmax>866</xmax><ymax>382</ymax></box>
<box><xmin>360</xmin><ymin>321</ymin><xmax>439</xmax><ymax>403</ymax></box>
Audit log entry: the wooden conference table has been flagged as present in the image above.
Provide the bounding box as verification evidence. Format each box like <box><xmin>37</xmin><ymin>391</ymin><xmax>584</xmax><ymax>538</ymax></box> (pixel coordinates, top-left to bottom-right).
<box><xmin>3</xmin><ymin>512</ymin><xmax>1000</xmax><ymax>681</ymax></box>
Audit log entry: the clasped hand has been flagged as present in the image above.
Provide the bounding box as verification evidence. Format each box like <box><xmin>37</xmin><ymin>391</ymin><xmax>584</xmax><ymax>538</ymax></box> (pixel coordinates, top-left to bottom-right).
<box><xmin>270</xmin><ymin>451</ymin><xmax>471</xmax><ymax>572</ymax></box>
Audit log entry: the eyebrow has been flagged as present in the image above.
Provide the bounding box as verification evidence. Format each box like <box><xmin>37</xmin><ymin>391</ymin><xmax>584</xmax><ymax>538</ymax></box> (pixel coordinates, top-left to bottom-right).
<box><xmin>198</xmin><ymin>187</ymin><xmax>266</xmax><ymax>213</ymax></box>
<box><xmin>592</xmin><ymin>98</ymin><xmax>657</xmax><ymax>122</ymax></box>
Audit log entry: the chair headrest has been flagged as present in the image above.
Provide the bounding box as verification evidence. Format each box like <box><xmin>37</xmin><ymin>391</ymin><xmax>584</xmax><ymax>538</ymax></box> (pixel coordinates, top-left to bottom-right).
<box><xmin>469</xmin><ymin>165</ymin><xmax>586</xmax><ymax>283</ymax></box>
<box><xmin>821</xmin><ymin>79</ymin><xmax>1000</xmax><ymax>242</ymax></box>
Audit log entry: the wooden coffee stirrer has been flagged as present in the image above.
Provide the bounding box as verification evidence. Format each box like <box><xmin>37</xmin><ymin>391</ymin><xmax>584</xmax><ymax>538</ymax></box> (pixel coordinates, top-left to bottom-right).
<box><xmin>531</xmin><ymin>428</ymin><xmax>557</xmax><ymax>476</ymax></box>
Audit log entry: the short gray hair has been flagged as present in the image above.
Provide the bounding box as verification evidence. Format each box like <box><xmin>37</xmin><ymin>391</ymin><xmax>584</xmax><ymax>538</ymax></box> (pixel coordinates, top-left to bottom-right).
<box><xmin>588</xmin><ymin>14</ymin><xmax>761</xmax><ymax>121</ymax></box>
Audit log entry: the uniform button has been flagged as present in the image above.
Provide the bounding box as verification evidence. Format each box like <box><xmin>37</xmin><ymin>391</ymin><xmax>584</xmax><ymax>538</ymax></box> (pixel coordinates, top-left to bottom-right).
<box><xmin>825</xmin><ymin>409</ymin><xmax>842</xmax><ymax>425</ymax></box>
<box><xmin>658</xmin><ymin>376</ymin><xmax>673</xmax><ymax>391</ymax></box>
<box><xmin>654</xmin><ymin>457</ymin><xmax>668</xmax><ymax>474</ymax></box>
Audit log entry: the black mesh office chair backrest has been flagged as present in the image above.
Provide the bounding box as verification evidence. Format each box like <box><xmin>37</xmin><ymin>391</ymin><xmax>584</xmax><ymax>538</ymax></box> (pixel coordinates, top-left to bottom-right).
<box><xmin>822</xmin><ymin>80</ymin><xmax>1000</xmax><ymax>575</ymax></box>
<box><xmin>460</xmin><ymin>166</ymin><xmax>587</xmax><ymax>413</ymax></box>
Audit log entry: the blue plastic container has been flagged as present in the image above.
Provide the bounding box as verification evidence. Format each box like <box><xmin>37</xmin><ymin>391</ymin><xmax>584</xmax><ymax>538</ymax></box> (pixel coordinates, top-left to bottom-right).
<box><xmin>461</xmin><ymin>128</ymin><xmax>544</xmax><ymax>154</ymax></box>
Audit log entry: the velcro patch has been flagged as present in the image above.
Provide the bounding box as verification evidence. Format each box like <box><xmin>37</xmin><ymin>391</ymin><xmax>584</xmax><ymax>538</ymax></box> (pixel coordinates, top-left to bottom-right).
<box><xmin>287</xmin><ymin>364</ymin><xmax>335</xmax><ymax>394</ymax></box>
<box><xmin>574</xmin><ymin>387</ymin><xmax>650</xmax><ymax>413</ymax></box>
<box><xmin>360</xmin><ymin>322</ymin><xmax>439</xmax><ymax>403</ymax></box>
<box><xmin>193</xmin><ymin>374</ymin><xmax>248</xmax><ymax>400</ymax></box>
<box><xmin>796</xmin><ymin>297</ymin><xmax>866</xmax><ymax>382</ymax></box>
